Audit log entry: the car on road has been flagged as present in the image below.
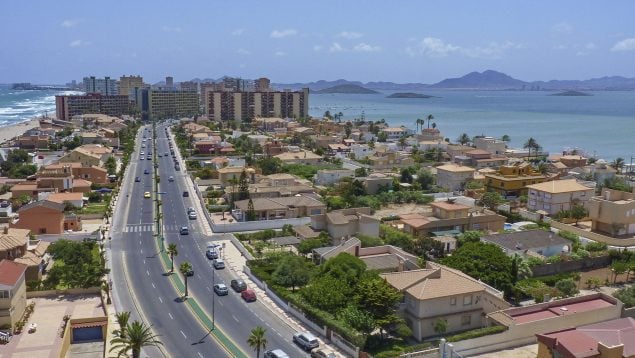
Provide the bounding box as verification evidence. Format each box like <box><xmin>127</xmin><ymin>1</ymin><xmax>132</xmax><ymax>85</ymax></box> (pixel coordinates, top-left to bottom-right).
<box><xmin>182</xmin><ymin>191</ymin><xmax>189</xmax><ymax>197</ymax></box>
<box><xmin>164</xmin><ymin>152</ymin><xmax>169</xmax><ymax>156</ymax></box>
<box><xmin>241</xmin><ymin>289</ymin><xmax>257</xmax><ymax>302</ymax></box>
<box><xmin>142</xmin><ymin>144</ymin><xmax>146</xmax><ymax>148</ymax></box>
<box><xmin>187</xmin><ymin>207</ymin><xmax>195</xmax><ymax>214</ymax></box>
<box><xmin>144</xmin><ymin>169</ymin><xmax>149</xmax><ymax>174</ymax></box>
<box><xmin>293</xmin><ymin>332</ymin><xmax>319</xmax><ymax>351</ymax></box>
<box><xmin>230</xmin><ymin>279</ymin><xmax>247</xmax><ymax>292</ymax></box>
<box><xmin>213</xmin><ymin>283</ymin><xmax>229</xmax><ymax>296</ymax></box>
<box><xmin>311</xmin><ymin>348</ymin><xmax>337</xmax><ymax>358</ymax></box>
<box><xmin>188</xmin><ymin>212</ymin><xmax>197</xmax><ymax>220</ymax></box>
<box><xmin>168</xmin><ymin>176</ymin><xmax>174</xmax><ymax>182</ymax></box>
<box><xmin>140</xmin><ymin>151</ymin><xmax>145</xmax><ymax>155</ymax></box>
<box><xmin>175</xmin><ymin>164</ymin><xmax>180</xmax><ymax>171</ymax></box>
<box><xmin>135</xmin><ymin>176</ymin><xmax>141</xmax><ymax>182</ymax></box>
<box><xmin>205</xmin><ymin>248</ymin><xmax>218</xmax><ymax>260</ymax></box>
<box><xmin>179</xmin><ymin>226</ymin><xmax>189</xmax><ymax>235</ymax></box>
<box><xmin>144</xmin><ymin>192</ymin><xmax>151</xmax><ymax>198</ymax></box>
<box><xmin>139</xmin><ymin>156</ymin><xmax>144</xmax><ymax>160</ymax></box>
<box><xmin>146</xmin><ymin>155</ymin><xmax>151</xmax><ymax>160</ymax></box>
<box><xmin>157</xmin><ymin>153</ymin><xmax>162</xmax><ymax>157</ymax></box>
<box><xmin>212</xmin><ymin>259</ymin><xmax>225</xmax><ymax>269</ymax></box>
<box><xmin>264</xmin><ymin>349</ymin><xmax>290</xmax><ymax>358</ymax></box>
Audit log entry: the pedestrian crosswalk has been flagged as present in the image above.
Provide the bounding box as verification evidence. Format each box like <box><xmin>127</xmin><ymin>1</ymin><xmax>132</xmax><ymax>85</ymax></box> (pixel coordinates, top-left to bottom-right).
<box><xmin>123</xmin><ymin>224</ymin><xmax>154</xmax><ymax>233</ymax></box>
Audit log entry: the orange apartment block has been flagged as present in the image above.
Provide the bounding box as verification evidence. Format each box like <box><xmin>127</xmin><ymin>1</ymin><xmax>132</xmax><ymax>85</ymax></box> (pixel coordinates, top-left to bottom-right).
<box><xmin>41</xmin><ymin>163</ymin><xmax>108</xmax><ymax>184</ymax></box>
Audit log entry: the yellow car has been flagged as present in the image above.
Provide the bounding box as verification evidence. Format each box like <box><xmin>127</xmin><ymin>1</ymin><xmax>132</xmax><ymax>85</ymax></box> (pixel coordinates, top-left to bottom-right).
<box><xmin>144</xmin><ymin>191</ymin><xmax>151</xmax><ymax>198</ymax></box>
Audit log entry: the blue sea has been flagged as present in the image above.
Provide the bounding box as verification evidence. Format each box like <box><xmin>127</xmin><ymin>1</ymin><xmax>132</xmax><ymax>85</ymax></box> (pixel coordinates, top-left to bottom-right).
<box><xmin>310</xmin><ymin>90</ymin><xmax>635</xmax><ymax>160</ymax></box>
<box><xmin>1</xmin><ymin>85</ymin><xmax>634</xmax><ymax>160</ymax></box>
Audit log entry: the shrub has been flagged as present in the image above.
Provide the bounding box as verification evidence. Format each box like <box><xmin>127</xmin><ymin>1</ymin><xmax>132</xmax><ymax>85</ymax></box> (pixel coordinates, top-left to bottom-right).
<box><xmin>586</xmin><ymin>241</ymin><xmax>608</xmax><ymax>252</ymax></box>
<box><xmin>445</xmin><ymin>326</ymin><xmax>507</xmax><ymax>342</ymax></box>
<box><xmin>613</xmin><ymin>286</ymin><xmax>635</xmax><ymax>308</ymax></box>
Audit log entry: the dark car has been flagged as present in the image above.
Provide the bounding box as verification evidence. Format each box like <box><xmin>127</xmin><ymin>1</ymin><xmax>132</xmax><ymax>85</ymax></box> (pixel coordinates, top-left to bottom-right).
<box><xmin>144</xmin><ymin>169</ymin><xmax>149</xmax><ymax>174</ymax></box>
<box><xmin>135</xmin><ymin>176</ymin><xmax>141</xmax><ymax>182</ymax></box>
<box><xmin>241</xmin><ymin>289</ymin><xmax>257</xmax><ymax>302</ymax></box>
<box><xmin>205</xmin><ymin>248</ymin><xmax>218</xmax><ymax>260</ymax></box>
<box><xmin>179</xmin><ymin>226</ymin><xmax>189</xmax><ymax>235</ymax></box>
<box><xmin>182</xmin><ymin>191</ymin><xmax>189</xmax><ymax>197</ymax></box>
<box><xmin>0</xmin><ymin>201</ymin><xmax>10</xmax><ymax>208</ymax></box>
<box><xmin>230</xmin><ymin>279</ymin><xmax>247</xmax><ymax>292</ymax></box>
<box><xmin>175</xmin><ymin>164</ymin><xmax>180</xmax><ymax>171</ymax></box>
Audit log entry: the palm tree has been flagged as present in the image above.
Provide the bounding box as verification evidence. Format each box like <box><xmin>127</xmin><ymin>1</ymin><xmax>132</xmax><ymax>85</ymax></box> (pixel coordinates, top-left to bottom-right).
<box><xmin>415</xmin><ymin>118</ymin><xmax>424</xmax><ymax>133</ymax></box>
<box><xmin>179</xmin><ymin>261</ymin><xmax>193</xmax><ymax>297</ymax></box>
<box><xmin>456</xmin><ymin>133</ymin><xmax>471</xmax><ymax>146</ymax></box>
<box><xmin>426</xmin><ymin>114</ymin><xmax>434</xmax><ymax>129</ymax></box>
<box><xmin>167</xmin><ymin>243</ymin><xmax>178</xmax><ymax>273</ymax></box>
<box><xmin>110</xmin><ymin>320</ymin><xmax>163</xmax><ymax>358</ymax></box>
<box><xmin>101</xmin><ymin>280</ymin><xmax>111</xmax><ymax>305</ymax></box>
<box><xmin>523</xmin><ymin>137</ymin><xmax>538</xmax><ymax>158</ymax></box>
<box><xmin>114</xmin><ymin>311</ymin><xmax>131</xmax><ymax>339</ymax></box>
<box><xmin>611</xmin><ymin>157</ymin><xmax>625</xmax><ymax>174</ymax></box>
<box><xmin>501</xmin><ymin>134</ymin><xmax>511</xmax><ymax>143</ymax></box>
<box><xmin>537</xmin><ymin>163</ymin><xmax>549</xmax><ymax>175</ymax></box>
<box><xmin>247</xmin><ymin>326</ymin><xmax>268</xmax><ymax>358</ymax></box>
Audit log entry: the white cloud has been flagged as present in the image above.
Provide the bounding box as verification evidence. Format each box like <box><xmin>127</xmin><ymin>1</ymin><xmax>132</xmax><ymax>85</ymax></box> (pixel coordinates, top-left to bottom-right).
<box><xmin>553</xmin><ymin>22</ymin><xmax>573</xmax><ymax>34</ymax></box>
<box><xmin>585</xmin><ymin>42</ymin><xmax>597</xmax><ymax>50</ymax></box>
<box><xmin>270</xmin><ymin>29</ymin><xmax>298</xmax><ymax>38</ymax></box>
<box><xmin>611</xmin><ymin>38</ymin><xmax>635</xmax><ymax>52</ymax></box>
<box><xmin>353</xmin><ymin>42</ymin><xmax>381</xmax><ymax>52</ymax></box>
<box><xmin>69</xmin><ymin>40</ymin><xmax>92</xmax><ymax>47</ymax></box>
<box><xmin>237</xmin><ymin>48</ymin><xmax>251</xmax><ymax>55</ymax></box>
<box><xmin>337</xmin><ymin>31</ymin><xmax>363</xmax><ymax>40</ymax></box>
<box><xmin>406</xmin><ymin>37</ymin><xmax>522</xmax><ymax>59</ymax></box>
<box><xmin>313</xmin><ymin>45</ymin><xmax>323</xmax><ymax>52</ymax></box>
<box><xmin>231</xmin><ymin>29</ymin><xmax>244</xmax><ymax>36</ymax></box>
<box><xmin>61</xmin><ymin>19</ymin><xmax>80</xmax><ymax>28</ymax></box>
<box><xmin>274</xmin><ymin>51</ymin><xmax>286</xmax><ymax>56</ymax></box>
<box><xmin>329</xmin><ymin>42</ymin><xmax>344</xmax><ymax>52</ymax></box>
<box><xmin>162</xmin><ymin>26</ymin><xmax>182</xmax><ymax>33</ymax></box>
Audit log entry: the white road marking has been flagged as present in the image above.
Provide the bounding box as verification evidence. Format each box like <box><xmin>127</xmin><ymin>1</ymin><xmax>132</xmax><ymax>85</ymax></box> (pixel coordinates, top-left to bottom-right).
<box><xmin>232</xmin><ymin>315</ymin><xmax>239</xmax><ymax>322</ymax></box>
<box><xmin>168</xmin><ymin>312</ymin><xmax>173</xmax><ymax>320</ymax></box>
<box><xmin>158</xmin><ymin>296</ymin><xmax>163</xmax><ymax>303</ymax></box>
<box><xmin>206</xmin><ymin>286</ymin><xmax>211</xmax><ymax>292</ymax></box>
<box><xmin>197</xmin><ymin>353</ymin><xmax>203</xmax><ymax>358</ymax></box>
<box><xmin>151</xmin><ymin>283</ymin><xmax>156</xmax><ymax>289</ymax></box>
<box><xmin>146</xmin><ymin>270</ymin><xmax>149</xmax><ymax>276</ymax></box>
<box><xmin>180</xmin><ymin>330</ymin><xmax>186</xmax><ymax>339</ymax></box>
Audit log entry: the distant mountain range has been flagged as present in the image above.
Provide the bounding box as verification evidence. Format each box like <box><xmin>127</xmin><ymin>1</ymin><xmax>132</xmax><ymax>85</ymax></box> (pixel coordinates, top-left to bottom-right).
<box><xmin>271</xmin><ymin>70</ymin><xmax>635</xmax><ymax>91</ymax></box>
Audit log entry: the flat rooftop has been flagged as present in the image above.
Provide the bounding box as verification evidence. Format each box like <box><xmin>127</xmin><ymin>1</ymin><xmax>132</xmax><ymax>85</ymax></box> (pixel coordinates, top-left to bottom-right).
<box><xmin>510</xmin><ymin>296</ymin><xmax>614</xmax><ymax>324</ymax></box>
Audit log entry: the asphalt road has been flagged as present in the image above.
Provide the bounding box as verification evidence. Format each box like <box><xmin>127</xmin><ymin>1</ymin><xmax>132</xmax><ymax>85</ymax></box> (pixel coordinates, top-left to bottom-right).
<box><xmin>155</xmin><ymin>122</ymin><xmax>311</xmax><ymax>357</ymax></box>
<box><xmin>110</xmin><ymin>124</ymin><xmax>227</xmax><ymax>357</ymax></box>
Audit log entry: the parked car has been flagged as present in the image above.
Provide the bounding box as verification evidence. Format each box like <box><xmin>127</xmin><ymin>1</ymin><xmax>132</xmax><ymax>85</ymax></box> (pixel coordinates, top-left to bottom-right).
<box><xmin>293</xmin><ymin>332</ymin><xmax>319</xmax><ymax>351</ymax></box>
<box><xmin>140</xmin><ymin>151</ymin><xmax>145</xmax><ymax>155</ymax></box>
<box><xmin>135</xmin><ymin>176</ymin><xmax>141</xmax><ymax>182</ymax></box>
<box><xmin>188</xmin><ymin>212</ymin><xmax>197</xmax><ymax>220</ymax></box>
<box><xmin>241</xmin><ymin>289</ymin><xmax>257</xmax><ymax>302</ymax></box>
<box><xmin>213</xmin><ymin>259</ymin><xmax>225</xmax><ymax>269</ymax></box>
<box><xmin>175</xmin><ymin>164</ymin><xmax>180</xmax><ymax>171</ymax></box>
<box><xmin>144</xmin><ymin>169</ymin><xmax>149</xmax><ymax>174</ymax></box>
<box><xmin>264</xmin><ymin>349</ymin><xmax>290</xmax><ymax>358</ymax></box>
<box><xmin>311</xmin><ymin>348</ymin><xmax>337</xmax><ymax>358</ymax></box>
<box><xmin>164</xmin><ymin>152</ymin><xmax>169</xmax><ymax>156</ymax></box>
<box><xmin>182</xmin><ymin>191</ymin><xmax>189</xmax><ymax>197</ymax></box>
<box><xmin>179</xmin><ymin>226</ymin><xmax>189</xmax><ymax>235</ymax></box>
<box><xmin>168</xmin><ymin>176</ymin><xmax>174</xmax><ymax>182</ymax></box>
<box><xmin>187</xmin><ymin>207</ymin><xmax>195</xmax><ymax>214</ymax></box>
<box><xmin>230</xmin><ymin>279</ymin><xmax>247</xmax><ymax>292</ymax></box>
<box><xmin>205</xmin><ymin>248</ymin><xmax>218</xmax><ymax>260</ymax></box>
<box><xmin>213</xmin><ymin>283</ymin><xmax>229</xmax><ymax>296</ymax></box>
<box><xmin>144</xmin><ymin>192</ymin><xmax>151</xmax><ymax>198</ymax></box>
<box><xmin>0</xmin><ymin>201</ymin><xmax>9</xmax><ymax>208</ymax></box>
<box><xmin>146</xmin><ymin>155</ymin><xmax>151</xmax><ymax>160</ymax></box>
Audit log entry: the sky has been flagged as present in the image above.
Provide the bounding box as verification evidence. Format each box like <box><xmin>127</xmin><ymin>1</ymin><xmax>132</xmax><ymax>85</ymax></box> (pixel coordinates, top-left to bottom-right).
<box><xmin>1</xmin><ymin>0</ymin><xmax>635</xmax><ymax>84</ymax></box>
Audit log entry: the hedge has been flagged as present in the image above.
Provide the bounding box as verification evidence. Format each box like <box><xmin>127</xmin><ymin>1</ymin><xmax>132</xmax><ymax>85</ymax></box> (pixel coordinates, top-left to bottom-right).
<box><xmin>445</xmin><ymin>325</ymin><xmax>507</xmax><ymax>342</ymax></box>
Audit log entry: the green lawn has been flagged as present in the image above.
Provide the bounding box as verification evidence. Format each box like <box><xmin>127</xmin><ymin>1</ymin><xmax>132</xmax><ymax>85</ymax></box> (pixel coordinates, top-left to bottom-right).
<box><xmin>79</xmin><ymin>202</ymin><xmax>107</xmax><ymax>215</ymax></box>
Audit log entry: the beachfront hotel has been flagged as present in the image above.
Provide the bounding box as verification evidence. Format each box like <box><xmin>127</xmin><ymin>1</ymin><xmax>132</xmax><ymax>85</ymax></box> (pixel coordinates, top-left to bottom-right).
<box><xmin>82</xmin><ymin>76</ymin><xmax>118</xmax><ymax>95</ymax></box>
<box><xmin>205</xmin><ymin>87</ymin><xmax>309</xmax><ymax>122</ymax></box>
<box><xmin>135</xmin><ymin>88</ymin><xmax>200</xmax><ymax>120</ymax></box>
<box><xmin>118</xmin><ymin>75</ymin><xmax>144</xmax><ymax>100</ymax></box>
<box><xmin>55</xmin><ymin>93</ymin><xmax>131</xmax><ymax>121</ymax></box>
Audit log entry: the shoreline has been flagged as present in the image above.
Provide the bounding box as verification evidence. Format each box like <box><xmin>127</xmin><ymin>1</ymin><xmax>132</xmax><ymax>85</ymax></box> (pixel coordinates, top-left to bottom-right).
<box><xmin>0</xmin><ymin>117</ymin><xmax>44</xmax><ymax>146</ymax></box>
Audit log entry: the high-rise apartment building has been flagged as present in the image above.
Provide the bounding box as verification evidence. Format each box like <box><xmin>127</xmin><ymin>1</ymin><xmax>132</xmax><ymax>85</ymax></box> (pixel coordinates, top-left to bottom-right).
<box><xmin>180</xmin><ymin>81</ymin><xmax>198</xmax><ymax>92</ymax></box>
<box><xmin>118</xmin><ymin>75</ymin><xmax>144</xmax><ymax>100</ymax></box>
<box><xmin>255</xmin><ymin>77</ymin><xmax>271</xmax><ymax>91</ymax></box>
<box><xmin>165</xmin><ymin>76</ymin><xmax>174</xmax><ymax>88</ymax></box>
<box><xmin>206</xmin><ymin>88</ymin><xmax>309</xmax><ymax>122</ymax></box>
<box><xmin>135</xmin><ymin>88</ymin><xmax>199</xmax><ymax>120</ymax></box>
<box><xmin>82</xmin><ymin>76</ymin><xmax>118</xmax><ymax>95</ymax></box>
<box><xmin>55</xmin><ymin>93</ymin><xmax>131</xmax><ymax>121</ymax></box>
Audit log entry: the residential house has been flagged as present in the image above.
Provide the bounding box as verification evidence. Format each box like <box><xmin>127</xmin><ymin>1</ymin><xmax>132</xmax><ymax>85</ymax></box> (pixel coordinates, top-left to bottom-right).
<box><xmin>12</xmin><ymin>200</ymin><xmax>66</xmax><ymax>234</ymax></box>
<box><xmin>327</xmin><ymin>143</ymin><xmax>351</xmax><ymax>157</ymax></box>
<box><xmin>310</xmin><ymin>207</ymin><xmax>380</xmax><ymax>242</ymax></box>
<box><xmin>481</xmin><ymin>230</ymin><xmax>570</xmax><ymax>258</ymax></box>
<box><xmin>314</xmin><ymin>169</ymin><xmax>355</xmax><ymax>186</ymax></box>
<box><xmin>225</xmin><ymin>173</ymin><xmax>315</xmax><ymax>199</ymax></box>
<box><xmin>44</xmin><ymin>192</ymin><xmax>85</xmax><ymax>208</ymax></box>
<box><xmin>590</xmin><ymin>160</ymin><xmax>618</xmax><ymax>183</ymax></box>
<box><xmin>312</xmin><ymin>135</ymin><xmax>342</xmax><ymax>150</ymax></box>
<box><xmin>233</xmin><ymin>195</ymin><xmax>326</xmax><ymax>221</ymax></box>
<box><xmin>347</xmin><ymin>143</ymin><xmax>375</xmax><ymax>160</ymax></box>
<box><xmin>0</xmin><ymin>227</ymin><xmax>30</xmax><ymax>261</ymax></box>
<box><xmin>559</xmin><ymin>155</ymin><xmax>588</xmax><ymax>168</ymax></box>
<box><xmin>17</xmin><ymin>134</ymin><xmax>50</xmax><ymax>150</ymax></box>
<box><xmin>362</xmin><ymin>173</ymin><xmax>394</xmax><ymax>194</ymax></box>
<box><xmin>536</xmin><ymin>317</ymin><xmax>635</xmax><ymax>358</ymax></box>
<box><xmin>398</xmin><ymin>200</ymin><xmax>505</xmax><ymax>237</ymax></box>
<box><xmin>484</xmin><ymin>162</ymin><xmax>549</xmax><ymax>197</ymax></box>
<box><xmin>40</xmin><ymin>162</ymin><xmax>108</xmax><ymax>184</ymax></box>
<box><xmin>588</xmin><ymin>188</ymin><xmax>635</xmax><ymax>237</ymax></box>
<box><xmin>417</xmin><ymin>127</ymin><xmax>443</xmax><ymax>142</ymax></box>
<box><xmin>456</xmin><ymin>149</ymin><xmax>508</xmax><ymax>169</ymax></box>
<box><xmin>446</xmin><ymin>145</ymin><xmax>475</xmax><ymax>161</ymax></box>
<box><xmin>0</xmin><ymin>259</ymin><xmax>27</xmax><ymax>329</ymax></box>
<box><xmin>526</xmin><ymin>179</ymin><xmax>594</xmax><ymax>216</ymax></box>
<box><xmin>381</xmin><ymin>127</ymin><xmax>411</xmax><ymax>141</ymax></box>
<box><xmin>381</xmin><ymin>262</ymin><xmax>510</xmax><ymax>341</ymax></box>
<box><xmin>182</xmin><ymin>122</ymin><xmax>213</xmax><ymax>135</ymax></box>
<box><xmin>217</xmin><ymin>167</ymin><xmax>255</xmax><ymax>187</ymax></box>
<box><xmin>59</xmin><ymin>147</ymin><xmax>103</xmax><ymax>167</ymax></box>
<box><xmin>436</xmin><ymin>164</ymin><xmax>476</xmax><ymax>192</ymax></box>
<box><xmin>274</xmin><ymin>150</ymin><xmax>323</xmax><ymax>165</ymax></box>
<box><xmin>14</xmin><ymin>240</ymin><xmax>50</xmax><ymax>282</ymax></box>
<box><xmin>473</xmin><ymin>136</ymin><xmax>506</xmax><ymax>155</ymax></box>
<box><xmin>255</xmin><ymin>117</ymin><xmax>288</xmax><ymax>132</ymax></box>
<box><xmin>194</xmin><ymin>138</ymin><xmax>222</xmax><ymax>154</ymax></box>
<box><xmin>366</xmin><ymin>150</ymin><xmax>414</xmax><ymax>170</ymax></box>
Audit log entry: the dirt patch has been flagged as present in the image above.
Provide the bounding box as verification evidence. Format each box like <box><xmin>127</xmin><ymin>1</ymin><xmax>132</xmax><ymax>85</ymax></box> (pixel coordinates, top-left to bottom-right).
<box><xmin>577</xmin><ymin>267</ymin><xmax>634</xmax><ymax>289</ymax></box>
<box><xmin>373</xmin><ymin>203</ymin><xmax>431</xmax><ymax>219</ymax></box>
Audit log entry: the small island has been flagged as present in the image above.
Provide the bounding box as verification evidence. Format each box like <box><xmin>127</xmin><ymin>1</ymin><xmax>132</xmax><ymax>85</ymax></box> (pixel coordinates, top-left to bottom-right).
<box><xmin>549</xmin><ymin>90</ymin><xmax>593</xmax><ymax>96</ymax></box>
<box><xmin>387</xmin><ymin>92</ymin><xmax>435</xmax><ymax>99</ymax></box>
<box><xmin>314</xmin><ymin>84</ymin><xmax>379</xmax><ymax>94</ymax></box>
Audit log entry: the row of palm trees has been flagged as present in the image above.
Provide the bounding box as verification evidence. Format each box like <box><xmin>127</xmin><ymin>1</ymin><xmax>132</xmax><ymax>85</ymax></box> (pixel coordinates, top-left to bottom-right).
<box><xmin>414</xmin><ymin>114</ymin><xmax>435</xmax><ymax>133</ymax></box>
<box><xmin>110</xmin><ymin>310</ymin><xmax>269</xmax><ymax>358</ymax></box>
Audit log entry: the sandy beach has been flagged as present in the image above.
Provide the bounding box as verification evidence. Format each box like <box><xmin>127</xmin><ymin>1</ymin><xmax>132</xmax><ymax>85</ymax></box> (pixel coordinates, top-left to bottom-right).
<box><xmin>0</xmin><ymin>117</ymin><xmax>43</xmax><ymax>145</ymax></box>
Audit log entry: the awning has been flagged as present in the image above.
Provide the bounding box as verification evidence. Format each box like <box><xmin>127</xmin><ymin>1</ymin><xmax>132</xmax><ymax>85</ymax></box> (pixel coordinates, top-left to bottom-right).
<box><xmin>71</xmin><ymin>320</ymin><xmax>107</xmax><ymax>329</ymax></box>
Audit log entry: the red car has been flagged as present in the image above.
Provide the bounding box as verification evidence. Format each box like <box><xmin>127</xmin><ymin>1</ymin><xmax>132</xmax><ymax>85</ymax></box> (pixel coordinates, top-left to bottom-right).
<box><xmin>241</xmin><ymin>289</ymin><xmax>256</xmax><ymax>302</ymax></box>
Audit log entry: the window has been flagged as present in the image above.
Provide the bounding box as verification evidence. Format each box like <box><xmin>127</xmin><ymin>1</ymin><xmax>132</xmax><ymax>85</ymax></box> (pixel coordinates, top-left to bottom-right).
<box><xmin>450</xmin><ymin>297</ymin><xmax>456</xmax><ymax>306</ymax></box>
<box><xmin>463</xmin><ymin>295</ymin><xmax>473</xmax><ymax>305</ymax></box>
<box><xmin>461</xmin><ymin>315</ymin><xmax>472</xmax><ymax>326</ymax></box>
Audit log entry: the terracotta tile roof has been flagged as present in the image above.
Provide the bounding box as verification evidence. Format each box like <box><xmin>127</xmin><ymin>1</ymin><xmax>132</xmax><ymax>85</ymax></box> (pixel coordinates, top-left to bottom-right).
<box><xmin>0</xmin><ymin>259</ymin><xmax>27</xmax><ymax>286</ymax></box>
<box><xmin>18</xmin><ymin>200</ymin><xmax>65</xmax><ymax>213</ymax></box>
<box><xmin>293</xmin><ymin>225</ymin><xmax>320</xmax><ymax>239</ymax></box>
<box><xmin>401</xmin><ymin>217</ymin><xmax>430</xmax><ymax>229</ymax></box>
<box><xmin>47</xmin><ymin>192</ymin><xmax>84</xmax><ymax>203</ymax></box>
<box><xmin>14</xmin><ymin>251</ymin><xmax>42</xmax><ymax>266</ymax></box>
<box><xmin>274</xmin><ymin>151</ymin><xmax>323</xmax><ymax>161</ymax></box>
<box><xmin>381</xmin><ymin>263</ymin><xmax>487</xmax><ymax>300</ymax></box>
<box><xmin>0</xmin><ymin>228</ymin><xmax>30</xmax><ymax>251</ymax></box>
<box><xmin>73</xmin><ymin>179</ymin><xmax>92</xmax><ymax>187</ymax></box>
<box><xmin>526</xmin><ymin>179</ymin><xmax>593</xmax><ymax>194</ymax></box>
<box><xmin>32</xmin><ymin>241</ymin><xmax>50</xmax><ymax>256</ymax></box>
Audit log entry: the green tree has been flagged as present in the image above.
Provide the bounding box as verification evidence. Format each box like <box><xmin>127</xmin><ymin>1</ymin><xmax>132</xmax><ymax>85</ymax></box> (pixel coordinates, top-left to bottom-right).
<box><xmin>441</xmin><ymin>242</ymin><xmax>513</xmax><ymax>294</ymax></box>
<box><xmin>179</xmin><ymin>261</ymin><xmax>193</xmax><ymax>297</ymax></box>
<box><xmin>613</xmin><ymin>285</ymin><xmax>635</xmax><ymax>308</ymax></box>
<box><xmin>238</xmin><ymin>170</ymin><xmax>250</xmax><ymax>201</ymax></box>
<box><xmin>246</xmin><ymin>199</ymin><xmax>256</xmax><ymax>221</ymax></box>
<box><xmin>570</xmin><ymin>204</ymin><xmax>588</xmax><ymax>225</ymax></box>
<box><xmin>501</xmin><ymin>134</ymin><xmax>511</xmax><ymax>143</ymax></box>
<box><xmin>256</xmin><ymin>157</ymin><xmax>283</xmax><ymax>175</ymax></box>
<box><xmin>611</xmin><ymin>157</ymin><xmax>625</xmax><ymax>173</ymax></box>
<box><xmin>611</xmin><ymin>261</ymin><xmax>628</xmax><ymax>283</ymax></box>
<box><xmin>400</xmin><ymin>168</ymin><xmax>413</xmax><ymax>183</ymax></box>
<box><xmin>377</xmin><ymin>131</ymin><xmax>388</xmax><ymax>142</ymax></box>
<box><xmin>456</xmin><ymin>133</ymin><xmax>471</xmax><ymax>146</ymax></box>
<box><xmin>523</xmin><ymin>137</ymin><xmax>540</xmax><ymax>158</ymax></box>
<box><xmin>297</xmin><ymin>236</ymin><xmax>331</xmax><ymax>256</ymax></box>
<box><xmin>416</xmin><ymin>168</ymin><xmax>435</xmax><ymax>190</ymax></box>
<box><xmin>272</xmin><ymin>255</ymin><xmax>312</xmax><ymax>292</ymax></box>
<box><xmin>433</xmin><ymin>318</ymin><xmax>448</xmax><ymax>335</ymax></box>
<box><xmin>109</xmin><ymin>320</ymin><xmax>163</xmax><ymax>358</ymax></box>
<box><xmin>105</xmin><ymin>156</ymin><xmax>117</xmax><ymax>175</ymax></box>
<box><xmin>338</xmin><ymin>305</ymin><xmax>375</xmax><ymax>336</ymax></box>
<box><xmin>166</xmin><ymin>243</ymin><xmax>178</xmax><ymax>273</ymax></box>
<box><xmin>356</xmin><ymin>273</ymin><xmax>403</xmax><ymax>338</ymax></box>
<box><xmin>300</xmin><ymin>275</ymin><xmax>351</xmax><ymax>311</ymax></box>
<box><xmin>321</xmin><ymin>253</ymin><xmax>366</xmax><ymax>285</ymax></box>
<box><xmin>426</xmin><ymin>114</ymin><xmax>434</xmax><ymax>129</ymax></box>
<box><xmin>481</xmin><ymin>191</ymin><xmax>505</xmax><ymax>210</ymax></box>
<box><xmin>457</xmin><ymin>230</ymin><xmax>482</xmax><ymax>246</ymax></box>
<box><xmin>247</xmin><ymin>326</ymin><xmax>267</xmax><ymax>358</ymax></box>
<box><xmin>354</xmin><ymin>167</ymin><xmax>368</xmax><ymax>177</ymax></box>
<box><xmin>398</xmin><ymin>136</ymin><xmax>407</xmax><ymax>150</ymax></box>
<box><xmin>555</xmin><ymin>278</ymin><xmax>579</xmax><ymax>297</ymax></box>
<box><xmin>113</xmin><ymin>311</ymin><xmax>131</xmax><ymax>339</ymax></box>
